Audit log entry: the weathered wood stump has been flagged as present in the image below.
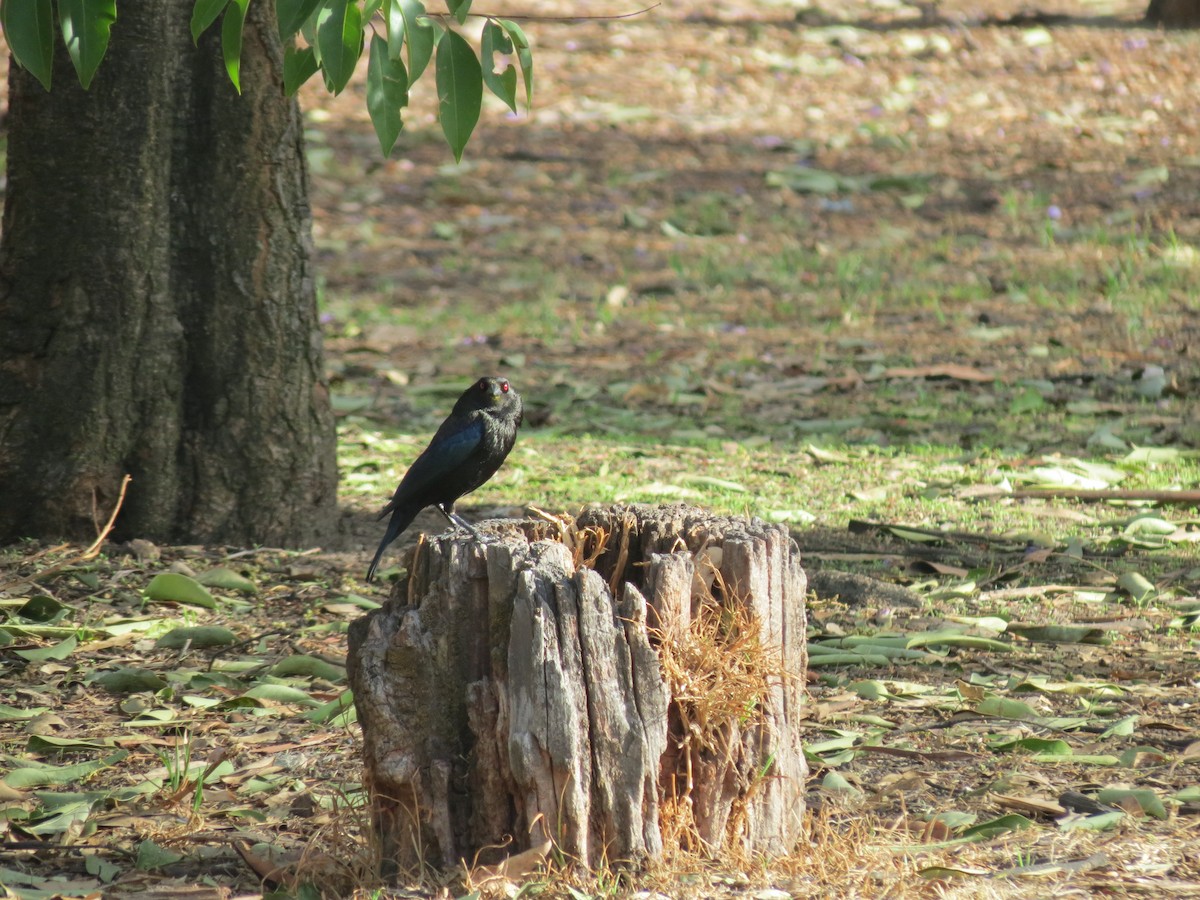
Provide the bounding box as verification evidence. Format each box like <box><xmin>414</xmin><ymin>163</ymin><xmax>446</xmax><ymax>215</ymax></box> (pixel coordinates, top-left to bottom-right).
<box><xmin>346</xmin><ymin>504</ymin><xmax>808</xmax><ymax>873</ymax></box>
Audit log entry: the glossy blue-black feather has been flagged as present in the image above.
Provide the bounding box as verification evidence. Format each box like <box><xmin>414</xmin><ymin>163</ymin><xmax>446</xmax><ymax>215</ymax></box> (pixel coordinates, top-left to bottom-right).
<box><xmin>366</xmin><ymin>376</ymin><xmax>523</xmax><ymax>581</ymax></box>
<box><xmin>394</xmin><ymin>416</ymin><xmax>485</xmax><ymax>503</ymax></box>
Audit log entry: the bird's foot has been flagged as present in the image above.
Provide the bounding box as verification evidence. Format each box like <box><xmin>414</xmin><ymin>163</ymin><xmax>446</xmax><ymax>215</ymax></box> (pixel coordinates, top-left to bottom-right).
<box><xmin>440</xmin><ymin>507</ymin><xmax>487</xmax><ymax>543</ymax></box>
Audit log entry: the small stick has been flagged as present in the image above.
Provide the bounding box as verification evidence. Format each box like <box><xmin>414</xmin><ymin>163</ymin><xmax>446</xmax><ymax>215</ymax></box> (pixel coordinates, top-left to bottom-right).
<box><xmin>1010</xmin><ymin>489</ymin><xmax>1200</xmax><ymax>505</ymax></box>
<box><xmin>82</xmin><ymin>474</ymin><xmax>132</xmax><ymax>560</ymax></box>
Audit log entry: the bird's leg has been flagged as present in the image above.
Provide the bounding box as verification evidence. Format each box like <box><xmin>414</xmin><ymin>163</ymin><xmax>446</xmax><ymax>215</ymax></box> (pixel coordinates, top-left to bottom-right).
<box><xmin>437</xmin><ymin>504</ymin><xmax>485</xmax><ymax>542</ymax></box>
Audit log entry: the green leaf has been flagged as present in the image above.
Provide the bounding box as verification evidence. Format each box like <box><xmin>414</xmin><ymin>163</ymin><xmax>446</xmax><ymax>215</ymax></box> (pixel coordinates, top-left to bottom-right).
<box><xmin>196</xmin><ymin>566</ymin><xmax>258</xmax><ymax>594</ymax></box>
<box><xmin>906</xmin><ymin>632</ymin><xmax>1012</xmax><ymax>652</ymax></box>
<box><xmin>821</xmin><ymin>770</ymin><xmax>863</xmax><ymax>797</ymax></box>
<box><xmin>1006</xmin><ymin>624</ymin><xmax>1110</xmax><ymax>645</ymax></box>
<box><xmin>14</xmin><ymin>634</ymin><xmax>77</xmax><ymax>662</ymax></box>
<box><xmin>499</xmin><ymin>18</ymin><xmax>532</xmax><ymax>109</ymax></box>
<box><xmin>1123</xmin><ymin>515</ymin><xmax>1176</xmax><ymax>536</ymax></box>
<box><xmin>315</xmin><ymin>0</ymin><xmax>363</xmax><ymax>94</ymax></box>
<box><xmin>435</xmin><ymin>28</ymin><xmax>482</xmax><ymax>162</ymax></box>
<box><xmin>271</xmin><ymin>654</ymin><xmax>346</xmax><ymax>682</ymax></box>
<box><xmin>1124</xmin><ymin>446</ymin><xmax>1196</xmax><ymax>463</ymax></box>
<box><xmin>2</xmin><ymin>0</ymin><xmax>56</xmax><ymax>90</ymax></box>
<box><xmin>960</xmin><ymin>813</ymin><xmax>1033</xmax><ymax>839</ymax></box>
<box><xmin>990</xmin><ymin>737</ymin><xmax>1072</xmax><ymax>756</ymax></box>
<box><xmin>58</xmin><ymin>0</ymin><xmax>117</xmax><ymax>89</ymax></box>
<box><xmin>1059</xmin><ymin>810</ymin><xmax>1124</xmax><ymax>831</ymax></box>
<box><xmin>24</xmin><ymin>798</ymin><xmax>97</xmax><ymax>836</ymax></box>
<box><xmin>241</xmin><ymin>683</ymin><xmax>322</xmax><ymax>707</ymax></box>
<box><xmin>146</xmin><ymin>573</ymin><xmax>216</xmax><ymax>608</ymax></box>
<box><xmin>85</xmin><ymin>853</ymin><xmax>121</xmax><ymax>883</ymax></box>
<box><xmin>305</xmin><ymin>689</ymin><xmax>357</xmax><ymax>724</ymax></box>
<box><xmin>284</xmin><ymin>45</ymin><xmax>319</xmax><ymax>94</ymax></box>
<box><xmin>221</xmin><ymin>0</ymin><xmax>249</xmax><ymax>93</ymax></box>
<box><xmin>1097</xmin><ymin>787</ymin><xmax>1167</xmax><ymax>819</ymax></box>
<box><xmin>0</xmin><ymin>703</ymin><xmax>49</xmax><ymax>721</ymax></box>
<box><xmin>17</xmin><ymin>594</ymin><xmax>69</xmax><ymax>623</ymax></box>
<box><xmin>367</xmin><ymin>33</ymin><xmax>408</xmax><ymax>155</ymax></box>
<box><xmin>277</xmin><ymin>0</ymin><xmax>323</xmax><ymax>40</ymax></box>
<box><xmin>1</xmin><ymin>750</ymin><xmax>128</xmax><ymax>789</ymax></box>
<box><xmin>397</xmin><ymin>0</ymin><xmax>433</xmax><ymax>80</ymax></box>
<box><xmin>155</xmin><ymin>626</ymin><xmax>239</xmax><ymax>649</ymax></box>
<box><xmin>976</xmin><ymin>697</ymin><xmax>1039</xmax><ymax>720</ymax></box>
<box><xmin>1117</xmin><ymin>571</ymin><xmax>1156</xmax><ymax>603</ymax></box>
<box><xmin>480</xmin><ymin>20</ymin><xmax>517</xmax><ymax>112</ymax></box>
<box><xmin>766</xmin><ymin>168</ymin><xmax>848</xmax><ymax>194</ymax></box>
<box><xmin>26</xmin><ymin>734</ymin><xmax>114</xmax><ymax>752</ymax></box>
<box><xmin>1009</xmin><ymin>385</ymin><xmax>1046</xmax><ymax>414</ymax></box>
<box><xmin>91</xmin><ymin>667</ymin><xmax>168</xmax><ymax>694</ymax></box>
<box><xmin>805</xmin><ymin>651</ymin><xmax>891</xmax><ymax>667</ymax></box>
<box><xmin>190</xmin><ymin>0</ymin><xmax>229</xmax><ymax>43</ymax></box>
<box><xmin>136</xmin><ymin>839</ymin><xmax>184</xmax><ymax>871</ymax></box>
<box><xmin>1101</xmin><ymin>715</ymin><xmax>1138</xmax><ymax>738</ymax></box>
<box><xmin>446</xmin><ymin>0</ymin><xmax>471</xmax><ymax>24</ymax></box>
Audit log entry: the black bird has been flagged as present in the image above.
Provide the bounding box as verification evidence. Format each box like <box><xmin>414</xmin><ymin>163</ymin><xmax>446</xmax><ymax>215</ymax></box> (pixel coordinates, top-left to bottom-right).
<box><xmin>366</xmin><ymin>376</ymin><xmax>523</xmax><ymax>581</ymax></box>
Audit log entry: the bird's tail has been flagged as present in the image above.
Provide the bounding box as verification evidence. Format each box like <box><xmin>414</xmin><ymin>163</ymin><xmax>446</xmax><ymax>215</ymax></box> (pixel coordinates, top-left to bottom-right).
<box><xmin>366</xmin><ymin>503</ymin><xmax>419</xmax><ymax>582</ymax></box>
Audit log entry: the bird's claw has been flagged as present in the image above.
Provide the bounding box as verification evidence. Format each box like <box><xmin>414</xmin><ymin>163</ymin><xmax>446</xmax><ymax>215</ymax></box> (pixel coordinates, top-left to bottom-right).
<box><xmin>442</xmin><ymin>507</ymin><xmax>487</xmax><ymax>542</ymax></box>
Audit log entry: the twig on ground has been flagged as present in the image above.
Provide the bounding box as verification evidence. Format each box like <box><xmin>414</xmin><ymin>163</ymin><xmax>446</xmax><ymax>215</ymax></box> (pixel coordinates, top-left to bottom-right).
<box><xmin>1010</xmin><ymin>489</ymin><xmax>1200</xmax><ymax>504</ymax></box>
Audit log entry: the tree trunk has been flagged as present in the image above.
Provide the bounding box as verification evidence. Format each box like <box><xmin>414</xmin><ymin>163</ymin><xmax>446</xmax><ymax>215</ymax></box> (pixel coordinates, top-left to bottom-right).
<box><xmin>0</xmin><ymin>1</ymin><xmax>337</xmax><ymax>546</ymax></box>
<box><xmin>346</xmin><ymin>504</ymin><xmax>808</xmax><ymax>874</ymax></box>
<box><xmin>1145</xmin><ymin>0</ymin><xmax>1200</xmax><ymax>25</ymax></box>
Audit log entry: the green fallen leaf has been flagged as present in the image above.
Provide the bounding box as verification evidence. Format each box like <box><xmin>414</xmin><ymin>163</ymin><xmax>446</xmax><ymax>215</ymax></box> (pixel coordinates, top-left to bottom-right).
<box><xmin>931</xmin><ymin>810</ymin><xmax>977</xmax><ymax>830</ymax></box>
<box><xmin>919</xmin><ymin>864</ymin><xmax>991</xmax><ymax>878</ymax></box>
<box><xmin>85</xmin><ymin>853</ymin><xmax>122</xmax><ymax>882</ymax></box>
<box><xmin>13</xmin><ymin>634</ymin><xmax>78</xmax><ymax>662</ymax></box>
<box><xmin>1098</xmin><ymin>787</ymin><xmax>1167</xmax><ymax>819</ymax></box>
<box><xmin>907</xmin><ymin>632</ymin><xmax>1012</xmax><ymax>652</ymax></box>
<box><xmin>1116</xmin><ymin>572</ymin><xmax>1156</xmax><ymax>603</ymax></box>
<box><xmin>305</xmin><ymin>690</ymin><xmax>357</xmax><ymax>725</ymax></box>
<box><xmin>26</xmin><ymin>734</ymin><xmax>114</xmax><ymax>753</ymax></box>
<box><xmin>961</xmin><ymin>813</ymin><xmax>1033</xmax><ymax>839</ymax></box>
<box><xmin>146</xmin><ymin>573</ymin><xmax>217</xmax><ymax>609</ymax></box>
<box><xmin>1123</xmin><ymin>516</ymin><xmax>1177</xmax><ymax>536</ymax></box>
<box><xmin>196</xmin><ymin>566</ymin><xmax>259</xmax><ymax>594</ymax></box>
<box><xmin>16</xmin><ymin>595</ymin><xmax>69</xmax><ymax>623</ymax></box>
<box><xmin>1</xmin><ymin>750</ymin><xmax>129</xmax><ymax>789</ymax></box>
<box><xmin>821</xmin><ymin>770</ymin><xmax>863</xmax><ymax>796</ymax></box>
<box><xmin>1060</xmin><ymin>810</ymin><xmax>1124</xmax><ymax>832</ymax></box>
<box><xmin>1100</xmin><ymin>715</ymin><xmax>1138</xmax><ymax>738</ymax></box>
<box><xmin>1006</xmin><ymin>624</ymin><xmax>1110</xmax><ymax>645</ymax></box>
<box><xmin>806</xmin><ymin>651</ymin><xmax>892</xmax><ymax>667</ymax></box>
<box><xmin>91</xmin><ymin>667</ymin><xmax>168</xmax><ymax>694</ymax></box>
<box><xmin>1009</xmin><ymin>385</ymin><xmax>1046</xmax><ymax>414</ymax></box>
<box><xmin>240</xmin><ymin>683</ymin><xmax>322</xmax><ymax>707</ymax></box>
<box><xmin>155</xmin><ymin>626</ymin><xmax>239</xmax><ymax>649</ymax></box>
<box><xmin>682</xmin><ymin>474</ymin><xmax>749</xmax><ymax>493</ymax></box>
<box><xmin>976</xmin><ymin>697</ymin><xmax>1038</xmax><ymax>719</ymax></box>
<box><xmin>0</xmin><ymin>704</ymin><xmax>49</xmax><ymax>721</ymax></box>
<box><xmin>271</xmin><ymin>655</ymin><xmax>346</xmax><ymax>682</ymax></box>
<box><xmin>990</xmin><ymin>737</ymin><xmax>1072</xmax><ymax>756</ymax></box>
<box><xmin>136</xmin><ymin>839</ymin><xmax>184</xmax><ymax>871</ymax></box>
<box><xmin>23</xmin><ymin>798</ymin><xmax>97</xmax><ymax>836</ymax></box>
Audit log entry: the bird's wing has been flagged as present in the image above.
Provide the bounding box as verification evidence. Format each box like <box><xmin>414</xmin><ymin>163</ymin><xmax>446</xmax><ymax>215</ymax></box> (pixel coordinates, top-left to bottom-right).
<box><xmin>391</xmin><ymin>414</ymin><xmax>485</xmax><ymax>500</ymax></box>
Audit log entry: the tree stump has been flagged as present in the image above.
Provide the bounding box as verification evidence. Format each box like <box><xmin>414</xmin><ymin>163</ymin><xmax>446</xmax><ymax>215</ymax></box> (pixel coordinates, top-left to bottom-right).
<box><xmin>346</xmin><ymin>504</ymin><xmax>808</xmax><ymax>873</ymax></box>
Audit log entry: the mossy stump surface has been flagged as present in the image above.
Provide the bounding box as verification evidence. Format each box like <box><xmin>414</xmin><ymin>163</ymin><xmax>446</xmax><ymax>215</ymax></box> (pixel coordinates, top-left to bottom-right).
<box><xmin>346</xmin><ymin>503</ymin><xmax>808</xmax><ymax>873</ymax></box>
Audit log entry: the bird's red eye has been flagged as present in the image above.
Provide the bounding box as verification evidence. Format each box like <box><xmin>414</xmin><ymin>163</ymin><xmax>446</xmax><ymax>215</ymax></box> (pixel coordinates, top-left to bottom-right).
<box><xmin>500</xmin><ymin>381</ymin><xmax>509</xmax><ymax>393</ymax></box>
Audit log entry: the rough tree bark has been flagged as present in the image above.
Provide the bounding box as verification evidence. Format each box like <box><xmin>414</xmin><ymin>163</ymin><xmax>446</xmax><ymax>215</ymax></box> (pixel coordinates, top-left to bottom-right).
<box><xmin>0</xmin><ymin>1</ymin><xmax>337</xmax><ymax>545</ymax></box>
<box><xmin>1145</xmin><ymin>0</ymin><xmax>1200</xmax><ymax>25</ymax></box>
<box><xmin>347</xmin><ymin>504</ymin><xmax>808</xmax><ymax>874</ymax></box>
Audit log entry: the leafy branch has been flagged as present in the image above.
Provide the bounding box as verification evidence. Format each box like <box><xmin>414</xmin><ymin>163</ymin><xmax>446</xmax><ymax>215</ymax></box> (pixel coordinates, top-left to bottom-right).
<box><xmin>2</xmin><ymin>0</ymin><xmax>561</xmax><ymax>161</ymax></box>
